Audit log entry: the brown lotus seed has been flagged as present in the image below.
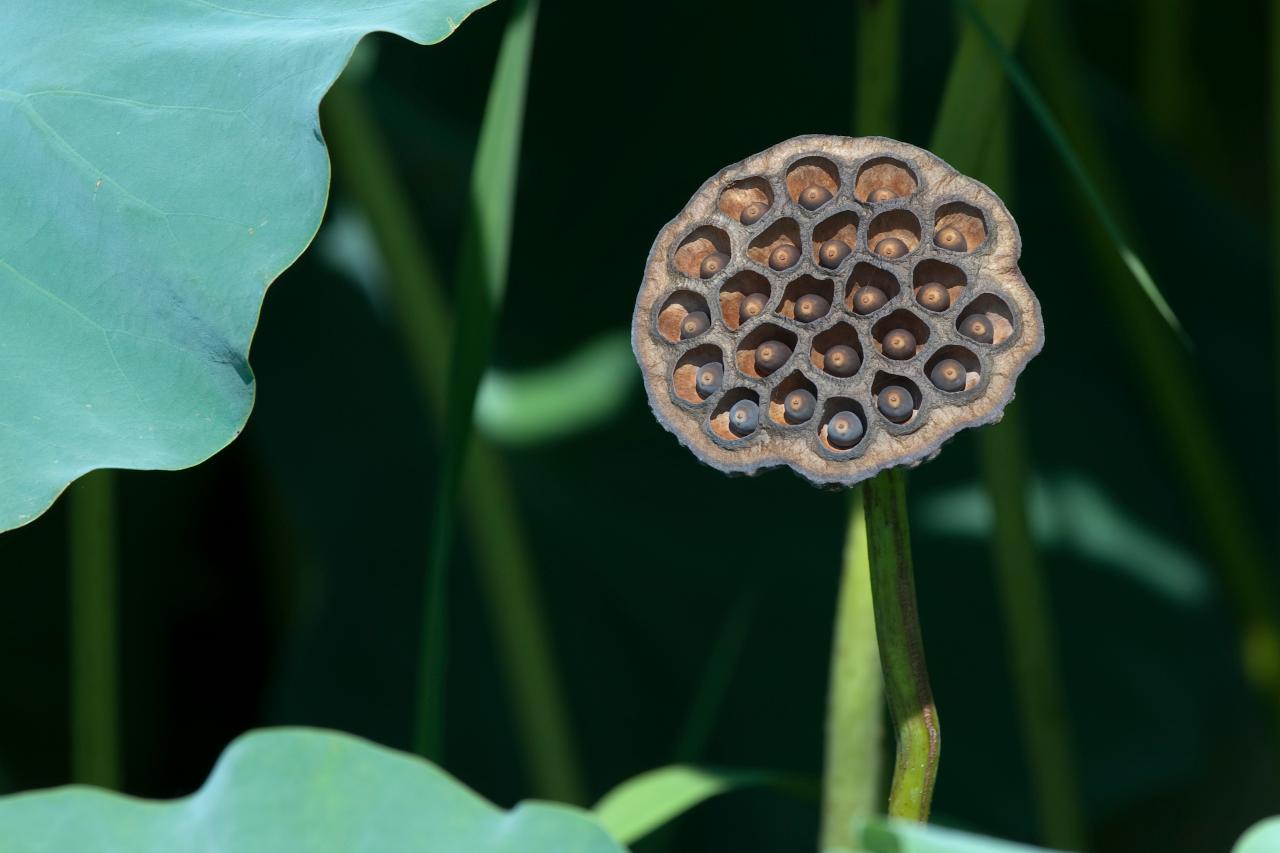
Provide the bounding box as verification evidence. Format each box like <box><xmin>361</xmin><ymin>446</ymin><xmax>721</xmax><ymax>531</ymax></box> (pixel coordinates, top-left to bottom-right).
<box><xmin>934</xmin><ymin>226</ymin><xmax>966</xmax><ymax>252</ymax></box>
<box><xmin>769</xmin><ymin>244</ymin><xmax>800</xmax><ymax>271</ymax></box>
<box><xmin>930</xmin><ymin>358</ymin><xmax>966</xmax><ymax>392</ymax></box>
<box><xmin>874</xmin><ymin>237</ymin><xmax>909</xmax><ymax>259</ymax></box>
<box><xmin>818</xmin><ymin>238</ymin><xmax>852</xmax><ymax>269</ymax></box>
<box><xmin>740</xmin><ymin>202</ymin><xmax>768</xmax><ymax>225</ymax></box>
<box><xmin>681</xmin><ymin>311</ymin><xmax>711</xmax><ymax>339</ymax></box>
<box><xmin>755</xmin><ymin>340</ymin><xmax>792</xmax><ymax>373</ymax></box>
<box><xmin>877</xmin><ymin>385</ymin><xmax>913</xmax><ymax>423</ymax></box>
<box><xmin>852</xmin><ymin>285</ymin><xmax>888</xmax><ymax>315</ymax></box>
<box><xmin>960</xmin><ymin>313</ymin><xmax>994</xmax><ymax>344</ymax></box>
<box><xmin>740</xmin><ymin>293</ymin><xmax>768</xmax><ymax>323</ymax></box>
<box><xmin>916</xmin><ymin>283</ymin><xmax>950</xmax><ymax>312</ymax></box>
<box><xmin>799</xmin><ymin>185</ymin><xmax>833</xmax><ymax>211</ymax></box>
<box><xmin>868</xmin><ymin>187</ymin><xmax>898</xmax><ymax>203</ymax></box>
<box><xmin>881</xmin><ymin>328</ymin><xmax>916</xmax><ymax>359</ymax></box>
<box><xmin>824</xmin><ymin>344</ymin><xmax>860</xmax><ymax>377</ymax></box>
<box><xmin>700</xmin><ymin>252</ymin><xmax>729</xmax><ymax>278</ymax></box>
<box><xmin>794</xmin><ymin>294</ymin><xmax>830</xmax><ymax>323</ymax></box>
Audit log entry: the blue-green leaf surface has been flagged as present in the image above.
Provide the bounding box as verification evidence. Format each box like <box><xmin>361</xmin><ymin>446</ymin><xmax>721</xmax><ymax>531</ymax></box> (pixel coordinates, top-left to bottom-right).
<box><xmin>0</xmin><ymin>0</ymin><xmax>492</xmax><ymax>531</ymax></box>
<box><xmin>0</xmin><ymin>728</ymin><xmax>625</xmax><ymax>852</ymax></box>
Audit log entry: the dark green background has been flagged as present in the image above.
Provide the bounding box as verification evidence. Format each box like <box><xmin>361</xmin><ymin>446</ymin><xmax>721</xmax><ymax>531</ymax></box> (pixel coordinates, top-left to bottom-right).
<box><xmin>0</xmin><ymin>1</ymin><xmax>1274</xmax><ymax>850</ymax></box>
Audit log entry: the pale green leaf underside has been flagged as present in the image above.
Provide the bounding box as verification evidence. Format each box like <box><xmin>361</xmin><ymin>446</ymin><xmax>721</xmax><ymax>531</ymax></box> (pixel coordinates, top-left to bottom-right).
<box><xmin>0</xmin><ymin>728</ymin><xmax>626</xmax><ymax>852</ymax></box>
<box><xmin>857</xmin><ymin>817</ymin><xmax>1062</xmax><ymax>853</ymax></box>
<box><xmin>0</xmin><ymin>0</ymin><xmax>493</xmax><ymax>531</ymax></box>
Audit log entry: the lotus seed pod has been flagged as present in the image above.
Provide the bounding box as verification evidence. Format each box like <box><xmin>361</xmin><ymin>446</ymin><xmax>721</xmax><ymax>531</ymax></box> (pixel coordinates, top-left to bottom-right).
<box><xmin>794</xmin><ymin>294</ymin><xmax>830</xmax><ymax>323</ymax></box>
<box><xmin>799</xmin><ymin>185</ymin><xmax>833</xmax><ymax>210</ymax></box>
<box><xmin>768</xmin><ymin>244</ymin><xmax>800</xmax><ymax>271</ymax></box>
<box><xmin>929</xmin><ymin>358</ymin><xmax>966</xmax><ymax>392</ymax></box>
<box><xmin>755</xmin><ymin>340</ymin><xmax>792</xmax><ymax>373</ymax></box>
<box><xmin>680</xmin><ymin>311</ymin><xmax>711</xmax><ymax>339</ymax></box>
<box><xmin>818</xmin><ymin>239</ymin><xmax>852</xmax><ymax>269</ymax></box>
<box><xmin>934</xmin><ymin>226</ymin><xmax>966</xmax><ymax>252</ymax></box>
<box><xmin>784</xmin><ymin>389</ymin><xmax>817</xmax><ymax>423</ymax></box>
<box><xmin>634</xmin><ymin>135</ymin><xmax>1043</xmax><ymax>486</ymax></box>
<box><xmin>851</xmin><ymin>285</ymin><xmax>888</xmax><ymax>315</ymax></box>
<box><xmin>700</xmin><ymin>252</ymin><xmax>729</xmax><ymax>278</ymax></box>
<box><xmin>729</xmin><ymin>399</ymin><xmax>759</xmax><ymax>436</ymax></box>
<box><xmin>874</xmin><ymin>237</ymin><xmax>909</xmax><ymax>260</ymax></box>
<box><xmin>696</xmin><ymin>362</ymin><xmax>724</xmax><ymax>397</ymax></box>
<box><xmin>740</xmin><ymin>202</ymin><xmax>768</xmax><ymax>225</ymax></box>
<box><xmin>916</xmin><ymin>282</ymin><xmax>950</xmax><ymax>312</ymax></box>
<box><xmin>824</xmin><ymin>344</ymin><xmax>861</xmax><ymax>377</ymax></box>
<box><xmin>959</xmin><ymin>313</ymin><xmax>994</xmax><ymax>344</ymax></box>
<box><xmin>881</xmin><ymin>328</ymin><xmax>916</xmax><ymax>360</ymax></box>
<box><xmin>740</xmin><ymin>293</ymin><xmax>768</xmax><ymax>323</ymax></box>
<box><xmin>877</xmin><ymin>386</ymin><xmax>914</xmax><ymax>423</ymax></box>
<box><xmin>827</xmin><ymin>411</ymin><xmax>865</xmax><ymax>447</ymax></box>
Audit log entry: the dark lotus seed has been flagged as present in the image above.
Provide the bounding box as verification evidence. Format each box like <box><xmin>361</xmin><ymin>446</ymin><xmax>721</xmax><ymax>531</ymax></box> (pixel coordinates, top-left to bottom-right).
<box><xmin>740</xmin><ymin>202</ymin><xmax>768</xmax><ymax>225</ymax></box>
<box><xmin>794</xmin><ymin>293</ymin><xmax>830</xmax><ymax>323</ymax></box>
<box><xmin>827</xmin><ymin>411</ymin><xmax>865</xmax><ymax>448</ymax></box>
<box><xmin>916</xmin><ymin>283</ymin><xmax>950</xmax><ymax>312</ymax></box>
<box><xmin>824</xmin><ymin>344</ymin><xmax>860</xmax><ymax>377</ymax></box>
<box><xmin>799</xmin><ymin>185</ymin><xmax>833</xmax><ymax>211</ymax></box>
<box><xmin>874</xmin><ymin>237</ymin><xmax>910</xmax><ymax>259</ymax></box>
<box><xmin>700</xmin><ymin>252</ymin><xmax>729</xmax><ymax>278</ymax></box>
<box><xmin>881</xmin><ymin>328</ymin><xmax>916</xmax><ymax>359</ymax></box>
<box><xmin>739</xmin><ymin>293</ymin><xmax>768</xmax><ymax>323</ymax></box>
<box><xmin>696</xmin><ymin>361</ymin><xmax>724</xmax><ymax>397</ymax></box>
<box><xmin>680</xmin><ymin>311</ymin><xmax>711</xmax><ymax>339</ymax></box>
<box><xmin>868</xmin><ymin>187</ymin><xmax>898</xmax><ymax>203</ymax></box>
<box><xmin>852</xmin><ymin>285</ymin><xmax>888</xmax><ymax>315</ymax></box>
<box><xmin>929</xmin><ymin>358</ymin><xmax>966</xmax><ymax>392</ymax></box>
<box><xmin>818</xmin><ymin>238</ymin><xmax>852</xmax><ymax>269</ymax></box>
<box><xmin>934</xmin><ymin>226</ymin><xmax>966</xmax><ymax>252</ymax></box>
<box><xmin>755</xmin><ymin>340</ymin><xmax>793</xmax><ymax>372</ymax></box>
<box><xmin>959</xmin><ymin>313</ymin><xmax>994</xmax><ymax>344</ymax></box>
<box><xmin>877</xmin><ymin>385</ymin><xmax>914</xmax><ymax>423</ymax></box>
<box><xmin>768</xmin><ymin>244</ymin><xmax>800</xmax><ymax>271</ymax></box>
<box><xmin>728</xmin><ymin>399</ymin><xmax>759</xmax><ymax>436</ymax></box>
<box><xmin>784</xmin><ymin>389</ymin><xmax>816</xmax><ymax>423</ymax></box>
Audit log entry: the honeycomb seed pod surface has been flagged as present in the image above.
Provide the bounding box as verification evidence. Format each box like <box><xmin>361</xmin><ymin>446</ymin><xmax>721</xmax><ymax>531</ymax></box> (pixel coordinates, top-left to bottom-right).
<box><xmin>633</xmin><ymin>135</ymin><xmax>1044</xmax><ymax>486</ymax></box>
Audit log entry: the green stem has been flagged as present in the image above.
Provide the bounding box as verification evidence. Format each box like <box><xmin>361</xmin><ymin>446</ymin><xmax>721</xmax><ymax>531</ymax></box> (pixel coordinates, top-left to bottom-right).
<box><xmin>854</xmin><ymin>0</ymin><xmax>901</xmax><ymax>138</ymax></box>
<box><xmin>321</xmin><ymin>21</ymin><xmax>583</xmax><ymax>800</ymax></box>
<box><xmin>863</xmin><ymin>470</ymin><xmax>938</xmax><ymax>822</ymax></box>
<box><xmin>67</xmin><ymin>469</ymin><xmax>119</xmax><ymax>788</ymax></box>
<box><xmin>822</xmin><ymin>489</ymin><xmax>885</xmax><ymax>848</ymax></box>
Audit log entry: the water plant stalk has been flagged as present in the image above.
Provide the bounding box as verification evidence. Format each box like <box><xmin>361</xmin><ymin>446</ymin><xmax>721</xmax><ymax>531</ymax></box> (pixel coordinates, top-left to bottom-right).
<box><xmin>863</xmin><ymin>470</ymin><xmax>938</xmax><ymax>821</ymax></box>
<box><xmin>67</xmin><ymin>469</ymin><xmax>120</xmax><ymax>788</ymax></box>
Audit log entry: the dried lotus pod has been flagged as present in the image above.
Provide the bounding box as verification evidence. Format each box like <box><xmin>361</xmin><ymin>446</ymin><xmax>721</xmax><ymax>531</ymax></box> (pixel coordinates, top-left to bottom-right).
<box><xmin>632</xmin><ymin>135</ymin><xmax>1044</xmax><ymax>486</ymax></box>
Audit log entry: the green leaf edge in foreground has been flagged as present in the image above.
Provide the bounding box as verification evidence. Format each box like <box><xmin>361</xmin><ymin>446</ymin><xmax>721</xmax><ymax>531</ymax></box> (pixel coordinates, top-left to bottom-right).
<box><xmin>0</xmin><ymin>727</ymin><xmax>625</xmax><ymax>853</ymax></box>
<box><xmin>0</xmin><ymin>0</ymin><xmax>494</xmax><ymax>532</ymax></box>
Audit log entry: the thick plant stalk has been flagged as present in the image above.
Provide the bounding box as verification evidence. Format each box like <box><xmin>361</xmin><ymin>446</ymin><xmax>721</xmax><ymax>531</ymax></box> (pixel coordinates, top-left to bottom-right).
<box><xmin>67</xmin><ymin>469</ymin><xmax>120</xmax><ymax>788</ymax></box>
<box><xmin>822</xmin><ymin>490</ymin><xmax>885</xmax><ymax>847</ymax></box>
<box><xmin>321</xmin><ymin>32</ymin><xmax>584</xmax><ymax>802</ymax></box>
<box><xmin>863</xmin><ymin>470</ymin><xmax>938</xmax><ymax>821</ymax></box>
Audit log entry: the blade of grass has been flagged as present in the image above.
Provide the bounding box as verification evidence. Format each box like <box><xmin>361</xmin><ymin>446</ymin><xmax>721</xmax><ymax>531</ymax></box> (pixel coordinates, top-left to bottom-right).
<box><xmin>822</xmin><ymin>489</ymin><xmax>886</xmax><ymax>848</ymax></box>
<box><xmin>67</xmin><ymin>469</ymin><xmax>120</xmax><ymax>788</ymax></box>
<box><xmin>863</xmin><ymin>470</ymin><xmax>938</xmax><ymax>822</ymax></box>
<box><xmin>414</xmin><ymin>0</ymin><xmax>537</xmax><ymax>763</ymax></box>
<box><xmin>1025</xmin><ymin>0</ymin><xmax>1280</xmax><ymax>730</ymax></box>
<box><xmin>954</xmin><ymin>0</ymin><xmax>1186</xmax><ymax>345</ymax></box>
<box><xmin>322</xmin><ymin>29</ymin><xmax>584</xmax><ymax>801</ymax></box>
<box><xmin>973</xmin><ymin>94</ymin><xmax>1085</xmax><ymax>851</ymax></box>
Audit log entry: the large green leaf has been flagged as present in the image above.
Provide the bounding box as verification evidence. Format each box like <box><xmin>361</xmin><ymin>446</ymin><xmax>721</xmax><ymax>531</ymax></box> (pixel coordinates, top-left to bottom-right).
<box><xmin>1235</xmin><ymin>816</ymin><xmax>1280</xmax><ymax>853</ymax></box>
<box><xmin>0</xmin><ymin>728</ymin><xmax>625</xmax><ymax>852</ymax></box>
<box><xmin>857</xmin><ymin>817</ymin><xmax>1061</xmax><ymax>853</ymax></box>
<box><xmin>0</xmin><ymin>0</ymin><xmax>493</xmax><ymax>531</ymax></box>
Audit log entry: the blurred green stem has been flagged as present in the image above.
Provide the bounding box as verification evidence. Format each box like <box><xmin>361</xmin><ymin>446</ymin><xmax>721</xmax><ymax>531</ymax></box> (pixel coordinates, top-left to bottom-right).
<box><xmin>322</xmin><ymin>4</ymin><xmax>583</xmax><ymax>802</ymax></box>
<box><xmin>67</xmin><ymin>469</ymin><xmax>120</xmax><ymax>788</ymax></box>
<box><xmin>822</xmin><ymin>489</ymin><xmax>885</xmax><ymax>847</ymax></box>
<box><xmin>1027</xmin><ymin>0</ymin><xmax>1280</xmax><ymax>723</ymax></box>
<box><xmin>864</xmin><ymin>470</ymin><xmax>938</xmax><ymax>822</ymax></box>
<box><xmin>855</xmin><ymin>0</ymin><xmax>901</xmax><ymax>138</ymax></box>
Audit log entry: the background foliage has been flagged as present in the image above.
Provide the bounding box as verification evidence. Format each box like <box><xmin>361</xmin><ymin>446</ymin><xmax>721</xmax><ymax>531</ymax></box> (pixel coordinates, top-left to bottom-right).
<box><xmin>0</xmin><ymin>0</ymin><xmax>1275</xmax><ymax>851</ymax></box>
